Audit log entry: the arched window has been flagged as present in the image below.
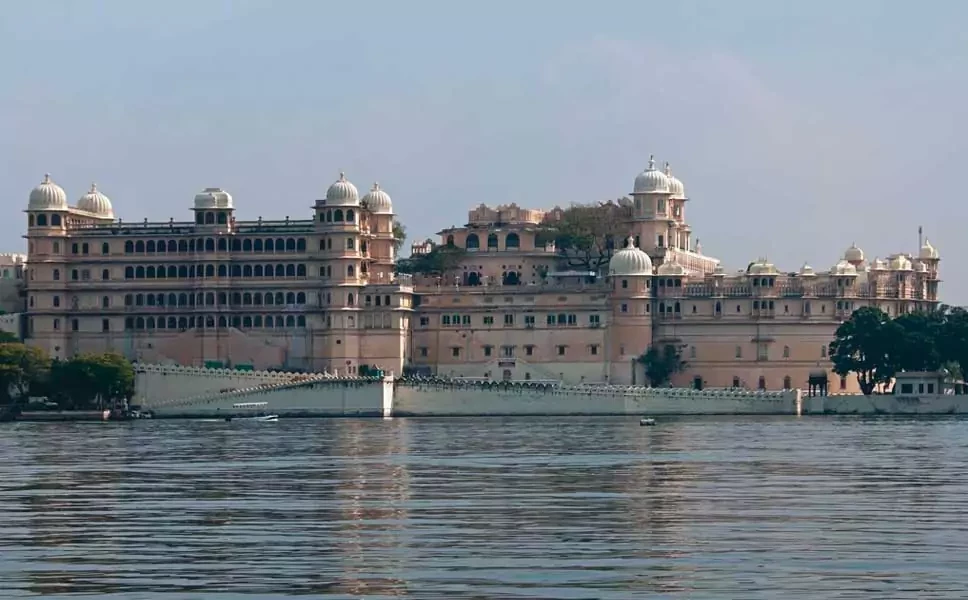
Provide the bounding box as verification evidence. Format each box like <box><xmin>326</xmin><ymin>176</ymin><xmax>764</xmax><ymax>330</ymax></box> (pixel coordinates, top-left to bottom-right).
<box><xmin>262</xmin><ymin>292</ymin><xmax>272</xmax><ymax>305</ymax></box>
<box><xmin>177</xmin><ymin>265</ymin><xmax>188</xmax><ymax>278</ymax></box>
<box><xmin>505</xmin><ymin>233</ymin><xmax>520</xmax><ymax>249</ymax></box>
<box><xmin>265</xmin><ymin>316</ymin><xmax>274</xmax><ymax>328</ymax></box>
<box><xmin>230</xmin><ymin>265</ymin><xmax>241</xmax><ymax>277</ymax></box>
<box><xmin>217</xmin><ymin>265</ymin><xmax>227</xmax><ymax>277</ymax></box>
<box><xmin>296</xmin><ymin>292</ymin><xmax>306</xmax><ymax>304</ymax></box>
<box><xmin>124</xmin><ymin>294</ymin><xmax>133</xmax><ymax>306</ymax></box>
<box><xmin>167</xmin><ymin>240</ymin><xmax>176</xmax><ymax>252</ymax></box>
<box><xmin>346</xmin><ymin>209</ymin><xmax>355</xmax><ymax>223</ymax></box>
<box><xmin>125</xmin><ymin>240</ymin><xmax>134</xmax><ymax>254</ymax></box>
<box><xmin>334</xmin><ymin>209</ymin><xmax>344</xmax><ymax>222</ymax></box>
<box><xmin>146</xmin><ymin>240</ymin><xmax>156</xmax><ymax>253</ymax></box>
<box><xmin>254</xmin><ymin>239</ymin><xmax>263</xmax><ymax>252</ymax></box>
<box><xmin>714</xmin><ymin>301</ymin><xmax>722</xmax><ymax>314</ymax></box>
<box><xmin>135</xmin><ymin>240</ymin><xmax>145</xmax><ymax>253</ymax></box>
<box><xmin>276</xmin><ymin>316</ymin><xmax>284</xmax><ymax>327</ymax></box>
<box><xmin>243</xmin><ymin>265</ymin><xmax>252</xmax><ymax>277</ymax></box>
<box><xmin>135</xmin><ymin>317</ymin><xmax>145</xmax><ymax>330</ymax></box>
<box><xmin>286</xmin><ymin>292</ymin><xmax>295</xmax><ymax>304</ymax></box>
<box><xmin>243</xmin><ymin>316</ymin><xmax>252</xmax><ymax>328</ymax></box>
<box><xmin>446</xmin><ymin>234</ymin><xmax>455</xmax><ymax>247</ymax></box>
<box><xmin>52</xmin><ymin>214</ymin><xmax>63</xmax><ymax>226</ymax></box>
<box><xmin>206</xmin><ymin>316</ymin><xmax>215</xmax><ymax>327</ymax></box>
<box><xmin>146</xmin><ymin>294</ymin><xmax>156</xmax><ymax>306</ymax></box>
<box><xmin>274</xmin><ymin>292</ymin><xmax>284</xmax><ymax>305</ymax></box>
<box><xmin>275</xmin><ymin>238</ymin><xmax>285</xmax><ymax>251</ymax></box>
<box><xmin>325</xmin><ymin>211</ymin><xmax>333</xmax><ymax>223</ymax></box>
<box><xmin>217</xmin><ymin>315</ymin><xmax>227</xmax><ymax>328</ymax></box>
<box><xmin>466</xmin><ymin>234</ymin><xmax>480</xmax><ymax>249</ymax></box>
<box><xmin>285</xmin><ymin>264</ymin><xmax>295</xmax><ymax>277</ymax></box>
<box><xmin>348</xmin><ymin>265</ymin><xmax>355</xmax><ymax>277</ymax></box>
<box><xmin>146</xmin><ymin>266</ymin><xmax>156</xmax><ymax>279</ymax></box>
<box><xmin>205</xmin><ymin>293</ymin><xmax>215</xmax><ymax>306</ymax></box>
<box><xmin>274</xmin><ymin>264</ymin><xmax>284</xmax><ymax>277</ymax></box>
<box><xmin>265</xmin><ymin>238</ymin><xmax>275</xmax><ymax>252</ymax></box>
<box><xmin>231</xmin><ymin>238</ymin><xmax>241</xmax><ymax>252</ymax></box>
<box><xmin>231</xmin><ymin>292</ymin><xmax>241</xmax><ymax>305</ymax></box>
<box><xmin>217</xmin><ymin>292</ymin><xmax>227</xmax><ymax>306</ymax></box>
<box><xmin>253</xmin><ymin>293</ymin><xmax>263</xmax><ymax>305</ymax></box>
<box><xmin>296</xmin><ymin>238</ymin><xmax>306</xmax><ymax>252</ymax></box>
<box><xmin>217</xmin><ymin>238</ymin><xmax>227</xmax><ymax>252</ymax></box>
<box><xmin>167</xmin><ymin>293</ymin><xmax>177</xmax><ymax>306</ymax></box>
<box><xmin>243</xmin><ymin>239</ymin><xmax>252</xmax><ymax>252</ymax></box>
<box><xmin>783</xmin><ymin>376</ymin><xmax>792</xmax><ymax>390</ymax></box>
<box><xmin>285</xmin><ymin>238</ymin><xmax>295</xmax><ymax>252</ymax></box>
<box><xmin>217</xmin><ymin>212</ymin><xmax>227</xmax><ymax>225</ymax></box>
<box><xmin>487</xmin><ymin>234</ymin><xmax>498</xmax><ymax>249</ymax></box>
<box><xmin>28</xmin><ymin>215</ymin><xmax>34</xmax><ymax>227</ymax></box>
<box><xmin>103</xmin><ymin>242</ymin><xmax>111</xmax><ymax>255</ymax></box>
<box><xmin>37</xmin><ymin>214</ymin><xmax>48</xmax><ymax>226</ymax></box>
<box><xmin>347</xmin><ymin>293</ymin><xmax>355</xmax><ymax>306</ymax></box>
<box><xmin>296</xmin><ymin>264</ymin><xmax>306</xmax><ymax>277</ymax></box>
<box><xmin>178</xmin><ymin>240</ymin><xmax>188</xmax><ymax>253</ymax></box>
<box><xmin>205</xmin><ymin>212</ymin><xmax>215</xmax><ymax>225</ymax></box>
<box><xmin>254</xmin><ymin>265</ymin><xmax>263</xmax><ymax>277</ymax></box>
<box><xmin>165</xmin><ymin>317</ymin><xmax>175</xmax><ymax>329</ymax></box>
<box><xmin>205</xmin><ymin>264</ymin><xmax>215</xmax><ymax>277</ymax></box>
<box><xmin>135</xmin><ymin>266</ymin><xmax>145</xmax><ymax>279</ymax></box>
<box><xmin>125</xmin><ymin>317</ymin><xmax>134</xmax><ymax>330</ymax></box>
<box><xmin>178</xmin><ymin>317</ymin><xmax>188</xmax><ymax>329</ymax></box>
<box><xmin>203</xmin><ymin>238</ymin><xmax>214</xmax><ymax>252</ymax></box>
<box><xmin>178</xmin><ymin>293</ymin><xmax>188</xmax><ymax>306</ymax></box>
<box><xmin>165</xmin><ymin>266</ymin><xmax>175</xmax><ymax>278</ymax></box>
<box><xmin>102</xmin><ymin>269</ymin><xmax>110</xmax><ymax>281</ymax></box>
<box><xmin>758</xmin><ymin>376</ymin><xmax>767</xmax><ymax>390</ymax></box>
<box><xmin>286</xmin><ymin>316</ymin><xmax>295</xmax><ymax>327</ymax></box>
<box><xmin>243</xmin><ymin>293</ymin><xmax>252</xmax><ymax>305</ymax></box>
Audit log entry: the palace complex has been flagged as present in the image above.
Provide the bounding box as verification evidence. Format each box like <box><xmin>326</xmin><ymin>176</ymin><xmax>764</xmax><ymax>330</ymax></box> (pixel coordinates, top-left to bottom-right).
<box><xmin>19</xmin><ymin>158</ymin><xmax>941</xmax><ymax>392</ymax></box>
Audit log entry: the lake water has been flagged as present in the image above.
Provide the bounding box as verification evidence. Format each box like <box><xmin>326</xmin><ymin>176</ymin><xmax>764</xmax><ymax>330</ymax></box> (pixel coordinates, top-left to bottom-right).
<box><xmin>1</xmin><ymin>416</ymin><xmax>967</xmax><ymax>599</ymax></box>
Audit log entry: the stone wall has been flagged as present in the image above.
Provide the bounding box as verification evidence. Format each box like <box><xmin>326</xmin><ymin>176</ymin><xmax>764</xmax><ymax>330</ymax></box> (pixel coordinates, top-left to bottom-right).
<box><xmin>803</xmin><ymin>392</ymin><xmax>968</xmax><ymax>414</ymax></box>
<box><xmin>393</xmin><ymin>379</ymin><xmax>800</xmax><ymax>416</ymax></box>
<box><xmin>134</xmin><ymin>363</ymin><xmax>321</xmax><ymax>405</ymax></box>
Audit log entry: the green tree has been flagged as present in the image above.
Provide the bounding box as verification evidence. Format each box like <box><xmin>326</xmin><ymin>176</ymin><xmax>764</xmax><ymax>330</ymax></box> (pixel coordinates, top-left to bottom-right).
<box><xmin>637</xmin><ymin>344</ymin><xmax>687</xmax><ymax>387</ymax></box>
<box><xmin>536</xmin><ymin>201</ymin><xmax>632</xmax><ymax>273</ymax></box>
<box><xmin>47</xmin><ymin>353</ymin><xmax>135</xmax><ymax>410</ymax></box>
<box><xmin>829</xmin><ymin>306</ymin><xmax>901</xmax><ymax>395</ymax></box>
<box><xmin>395</xmin><ymin>246</ymin><xmax>466</xmax><ymax>278</ymax></box>
<box><xmin>0</xmin><ymin>331</ymin><xmax>19</xmax><ymax>344</ymax></box>
<box><xmin>392</xmin><ymin>220</ymin><xmax>407</xmax><ymax>253</ymax></box>
<box><xmin>0</xmin><ymin>343</ymin><xmax>51</xmax><ymax>415</ymax></box>
<box><xmin>892</xmin><ymin>310</ymin><xmax>946</xmax><ymax>372</ymax></box>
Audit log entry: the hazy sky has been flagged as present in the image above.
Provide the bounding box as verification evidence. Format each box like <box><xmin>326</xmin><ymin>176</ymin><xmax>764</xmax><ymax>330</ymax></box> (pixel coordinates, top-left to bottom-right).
<box><xmin>3</xmin><ymin>1</ymin><xmax>966</xmax><ymax>300</ymax></box>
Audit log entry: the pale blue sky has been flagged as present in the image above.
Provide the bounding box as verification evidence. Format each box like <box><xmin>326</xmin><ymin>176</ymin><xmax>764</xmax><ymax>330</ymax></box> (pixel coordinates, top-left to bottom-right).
<box><xmin>3</xmin><ymin>0</ymin><xmax>966</xmax><ymax>300</ymax></box>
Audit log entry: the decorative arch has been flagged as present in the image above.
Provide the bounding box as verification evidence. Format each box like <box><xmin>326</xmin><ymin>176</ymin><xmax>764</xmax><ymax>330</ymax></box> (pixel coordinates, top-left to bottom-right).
<box><xmin>466</xmin><ymin>234</ymin><xmax>480</xmax><ymax>250</ymax></box>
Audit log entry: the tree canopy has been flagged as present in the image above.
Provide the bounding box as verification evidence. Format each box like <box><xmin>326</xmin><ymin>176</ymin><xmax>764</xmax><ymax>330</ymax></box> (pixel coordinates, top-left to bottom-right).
<box><xmin>536</xmin><ymin>201</ymin><xmax>632</xmax><ymax>273</ymax></box>
<box><xmin>830</xmin><ymin>305</ymin><xmax>968</xmax><ymax>395</ymax></box>
<box><xmin>395</xmin><ymin>245</ymin><xmax>466</xmax><ymax>278</ymax></box>
<box><xmin>392</xmin><ymin>220</ymin><xmax>407</xmax><ymax>253</ymax></box>
<box><xmin>637</xmin><ymin>344</ymin><xmax>687</xmax><ymax>387</ymax></box>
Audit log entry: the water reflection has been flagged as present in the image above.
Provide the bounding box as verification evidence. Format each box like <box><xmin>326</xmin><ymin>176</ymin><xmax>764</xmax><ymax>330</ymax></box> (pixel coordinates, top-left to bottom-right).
<box><xmin>0</xmin><ymin>417</ymin><xmax>968</xmax><ymax>598</ymax></box>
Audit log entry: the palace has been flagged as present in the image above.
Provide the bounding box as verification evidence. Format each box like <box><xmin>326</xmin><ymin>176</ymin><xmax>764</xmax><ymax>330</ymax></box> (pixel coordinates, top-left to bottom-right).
<box><xmin>20</xmin><ymin>158</ymin><xmax>941</xmax><ymax>392</ymax></box>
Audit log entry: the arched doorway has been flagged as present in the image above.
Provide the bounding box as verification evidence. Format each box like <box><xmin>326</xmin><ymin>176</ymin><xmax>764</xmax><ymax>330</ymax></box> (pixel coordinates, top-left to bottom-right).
<box><xmin>693</xmin><ymin>376</ymin><xmax>703</xmax><ymax>390</ymax></box>
<box><xmin>502</xmin><ymin>369</ymin><xmax>512</xmax><ymax>382</ymax></box>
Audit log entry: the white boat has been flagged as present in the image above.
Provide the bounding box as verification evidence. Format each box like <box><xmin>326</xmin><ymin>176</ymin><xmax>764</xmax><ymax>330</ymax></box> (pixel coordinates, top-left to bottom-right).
<box><xmin>639</xmin><ymin>417</ymin><xmax>656</xmax><ymax>426</ymax></box>
<box><xmin>228</xmin><ymin>402</ymin><xmax>279</xmax><ymax>422</ymax></box>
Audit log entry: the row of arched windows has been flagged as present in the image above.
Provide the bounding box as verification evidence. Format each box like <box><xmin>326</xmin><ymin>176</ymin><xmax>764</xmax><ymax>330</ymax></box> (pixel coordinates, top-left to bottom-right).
<box><xmin>124</xmin><ymin>314</ymin><xmax>306</xmax><ymax>331</ymax></box>
<box><xmin>319</xmin><ymin>208</ymin><xmax>357</xmax><ymax>223</ymax></box>
<box><xmin>123</xmin><ymin>291</ymin><xmax>308</xmax><ymax>308</ymax></box>
<box><xmin>123</xmin><ymin>237</ymin><xmax>308</xmax><ymax>254</ymax></box>
<box><xmin>447</xmin><ymin>232</ymin><xmax>520</xmax><ymax>250</ymax></box>
<box><xmin>29</xmin><ymin>214</ymin><xmax>62</xmax><ymax>227</ymax></box>
<box><xmin>123</xmin><ymin>263</ymin><xmax>307</xmax><ymax>279</ymax></box>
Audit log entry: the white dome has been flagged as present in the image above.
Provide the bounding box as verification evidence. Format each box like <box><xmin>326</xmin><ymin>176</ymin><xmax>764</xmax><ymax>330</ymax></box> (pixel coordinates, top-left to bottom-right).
<box><xmin>712</xmin><ymin>264</ymin><xmax>726</xmax><ymax>276</ymax></box>
<box><xmin>362</xmin><ymin>182</ymin><xmax>393</xmax><ymax>214</ymax></box>
<box><xmin>657</xmin><ymin>261</ymin><xmax>687</xmax><ymax>276</ymax></box>
<box><xmin>799</xmin><ymin>263</ymin><xmax>816</xmax><ymax>277</ymax></box>
<box><xmin>325</xmin><ymin>172</ymin><xmax>359</xmax><ymax>206</ymax></box>
<box><xmin>194</xmin><ymin>187</ymin><xmax>233</xmax><ymax>209</ymax></box>
<box><xmin>664</xmin><ymin>163</ymin><xmax>685</xmax><ymax>199</ymax></box>
<box><xmin>609</xmin><ymin>237</ymin><xmax>653</xmax><ymax>276</ymax></box>
<box><xmin>870</xmin><ymin>257</ymin><xmax>888</xmax><ymax>271</ymax></box>
<box><xmin>633</xmin><ymin>156</ymin><xmax>670</xmax><ymax>194</ymax></box>
<box><xmin>830</xmin><ymin>259</ymin><xmax>858</xmax><ymax>276</ymax></box>
<box><xmin>844</xmin><ymin>243</ymin><xmax>864</xmax><ymax>263</ymax></box>
<box><xmin>28</xmin><ymin>174</ymin><xmax>67</xmax><ymax>210</ymax></box>
<box><xmin>77</xmin><ymin>183</ymin><xmax>114</xmax><ymax>217</ymax></box>
<box><xmin>748</xmin><ymin>259</ymin><xmax>779</xmax><ymax>275</ymax></box>
<box><xmin>889</xmin><ymin>255</ymin><xmax>913</xmax><ymax>271</ymax></box>
<box><xmin>919</xmin><ymin>239</ymin><xmax>939</xmax><ymax>260</ymax></box>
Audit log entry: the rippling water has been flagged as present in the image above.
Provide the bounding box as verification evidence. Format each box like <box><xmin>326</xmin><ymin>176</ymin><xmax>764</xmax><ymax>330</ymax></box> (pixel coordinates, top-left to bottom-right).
<box><xmin>1</xmin><ymin>417</ymin><xmax>968</xmax><ymax>598</ymax></box>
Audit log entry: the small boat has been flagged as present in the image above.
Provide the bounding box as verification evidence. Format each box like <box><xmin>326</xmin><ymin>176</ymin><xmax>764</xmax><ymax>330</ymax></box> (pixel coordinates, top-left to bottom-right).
<box><xmin>640</xmin><ymin>417</ymin><xmax>656</xmax><ymax>426</ymax></box>
<box><xmin>230</xmin><ymin>402</ymin><xmax>279</xmax><ymax>422</ymax></box>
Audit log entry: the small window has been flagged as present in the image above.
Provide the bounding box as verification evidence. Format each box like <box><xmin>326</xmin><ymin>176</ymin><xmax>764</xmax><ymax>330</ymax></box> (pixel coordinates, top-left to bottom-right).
<box><xmin>735</xmin><ymin>345</ymin><xmax>742</xmax><ymax>358</ymax></box>
<box><xmin>589</xmin><ymin>345</ymin><xmax>599</xmax><ymax>356</ymax></box>
<box><xmin>732</xmin><ymin>376</ymin><xmax>740</xmax><ymax>388</ymax></box>
<box><xmin>783</xmin><ymin>345</ymin><xmax>790</xmax><ymax>358</ymax></box>
<box><xmin>451</xmin><ymin>347</ymin><xmax>461</xmax><ymax>358</ymax></box>
<box><xmin>821</xmin><ymin>345</ymin><xmax>827</xmax><ymax>358</ymax></box>
<box><xmin>483</xmin><ymin>346</ymin><xmax>493</xmax><ymax>357</ymax></box>
<box><xmin>102</xmin><ymin>319</ymin><xmax>110</xmax><ymax>332</ymax></box>
<box><xmin>556</xmin><ymin>345</ymin><xmax>566</xmax><ymax>356</ymax></box>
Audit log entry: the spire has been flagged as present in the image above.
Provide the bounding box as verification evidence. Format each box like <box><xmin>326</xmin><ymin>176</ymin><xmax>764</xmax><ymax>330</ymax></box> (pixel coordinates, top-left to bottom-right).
<box><xmin>626</xmin><ymin>236</ymin><xmax>636</xmax><ymax>248</ymax></box>
<box><xmin>647</xmin><ymin>155</ymin><xmax>656</xmax><ymax>170</ymax></box>
<box><xmin>664</xmin><ymin>162</ymin><xmax>671</xmax><ymax>176</ymax></box>
<box><xmin>43</xmin><ymin>173</ymin><xmax>51</xmax><ymax>184</ymax></box>
<box><xmin>372</xmin><ymin>182</ymin><xmax>380</xmax><ymax>191</ymax></box>
<box><xmin>338</xmin><ymin>171</ymin><xmax>346</xmax><ymax>181</ymax></box>
<box><xmin>90</xmin><ymin>182</ymin><xmax>98</xmax><ymax>193</ymax></box>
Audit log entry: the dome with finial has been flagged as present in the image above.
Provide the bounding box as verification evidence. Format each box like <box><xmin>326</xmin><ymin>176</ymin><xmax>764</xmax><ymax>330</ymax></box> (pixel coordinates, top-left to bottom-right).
<box><xmin>325</xmin><ymin>171</ymin><xmax>359</xmax><ymax>206</ymax></box>
<box><xmin>748</xmin><ymin>259</ymin><xmax>779</xmax><ymax>275</ymax></box>
<box><xmin>633</xmin><ymin>156</ymin><xmax>670</xmax><ymax>194</ymax></box>
<box><xmin>889</xmin><ymin>254</ymin><xmax>913</xmax><ymax>271</ymax></box>
<box><xmin>799</xmin><ymin>263</ymin><xmax>816</xmax><ymax>277</ymax></box>
<box><xmin>362</xmin><ymin>182</ymin><xmax>393</xmax><ymax>214</ymax></box>
<box><xmin>609</xmin><ymin>237</ymin><xmax>653</xmax><ymax>276</ymax></box>
<box><xmin>844</xmin><ymin>243</ymin><xmax>864</xmax><ymax>263</ymax></box>
<box><xmin>194</xmin><ymin>187</ymin><xmax>233</xmax><ymax>210</ymax></box>
<box><xmin>77</xmin><ymin>183</ymin><xmax>114</xmax><ymax>217</ymax></box>
<box><xmin>919</xmin><ymin>239</ymin><xmax>939</xmax><ymax>260</ymax></box>
<box><xmin>665</xmin><ymin>163</ymin><xmax>685</xmax><ymax>199</ymax></box>
<box><xmin>28</xmin><ymin>174</ymin><xmax>67</xmax><ymax>210</ymax></box>
<box><xmin>830</xmin><ymin>259</ymin><xmax>858</xmax><ymax>276</ymax></box>
<box><xmin>657</xmin><ymin>261</ymin><xmax>688</xmax><ymax>276</ymax></box>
